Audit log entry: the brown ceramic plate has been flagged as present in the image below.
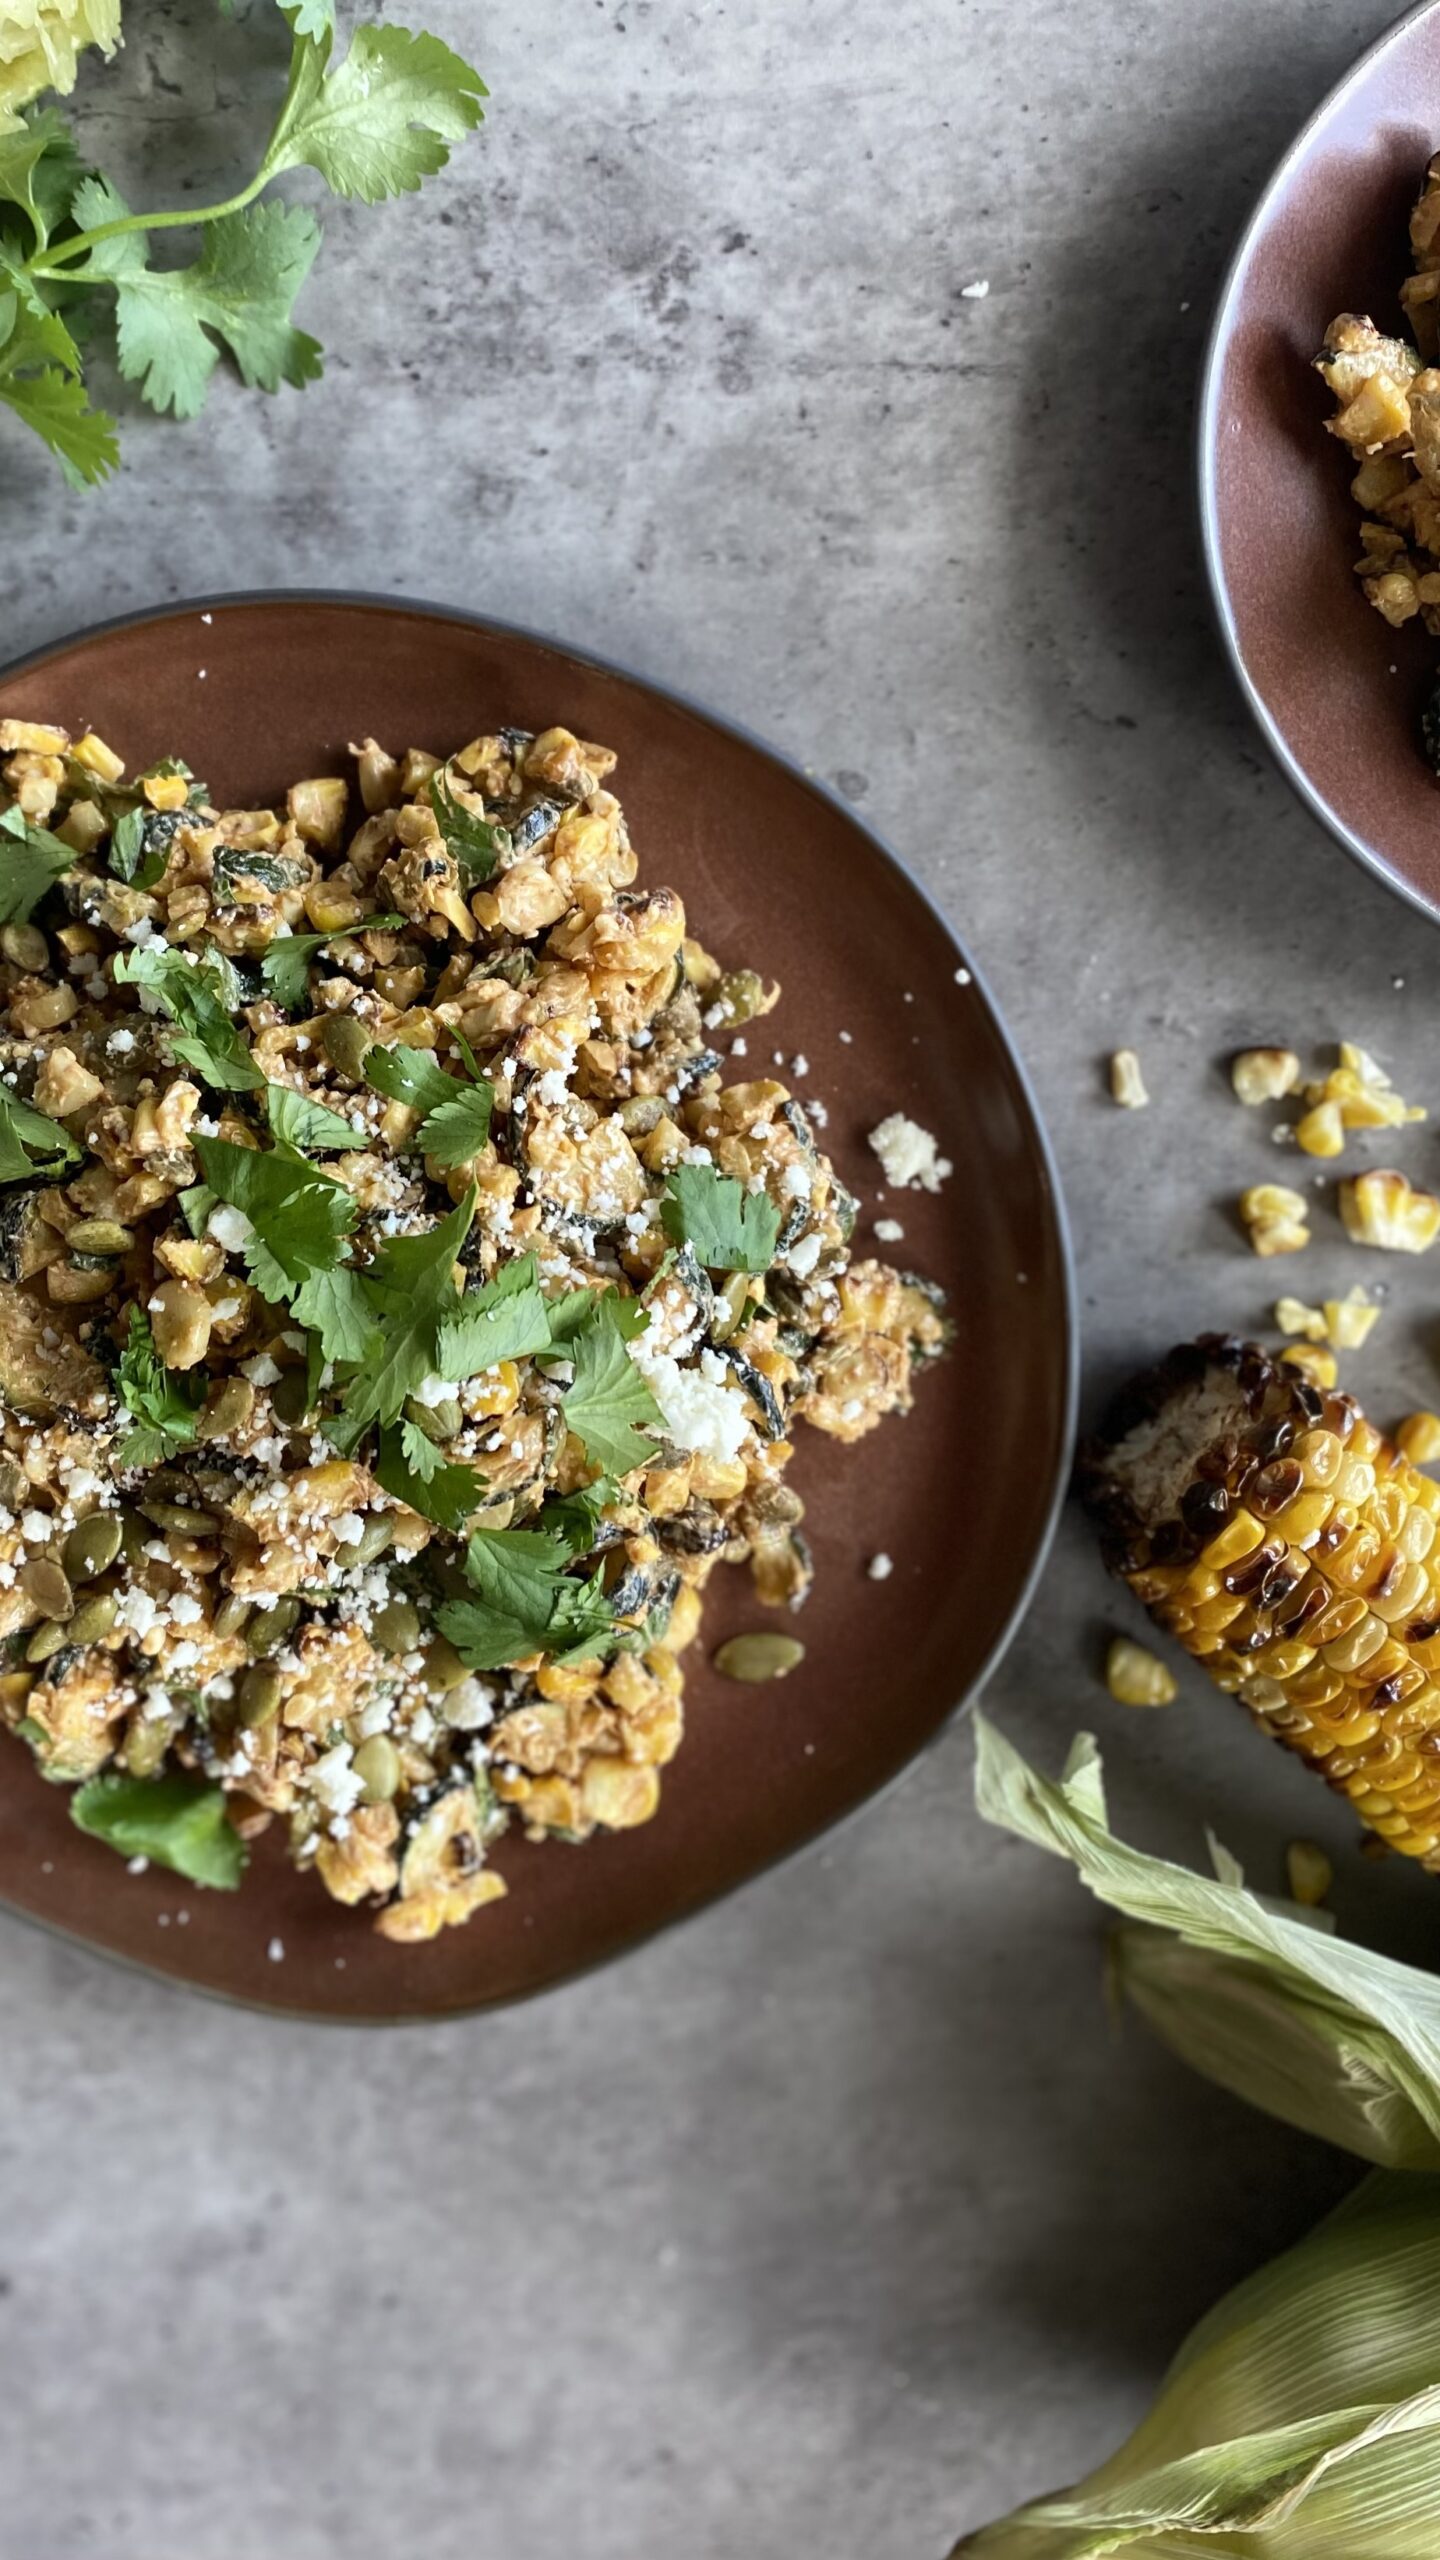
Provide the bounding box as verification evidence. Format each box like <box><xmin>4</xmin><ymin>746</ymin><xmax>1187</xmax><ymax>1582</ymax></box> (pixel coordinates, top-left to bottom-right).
<box><xmin>0</xmin><ymin>595</ymin><xmax>1073</xmax><ymax>2019</ymax></box>
<box><xmin>1200</xmin><ymin>0</ymin><xmax>1440</xmax><ymax>921</ymax></box>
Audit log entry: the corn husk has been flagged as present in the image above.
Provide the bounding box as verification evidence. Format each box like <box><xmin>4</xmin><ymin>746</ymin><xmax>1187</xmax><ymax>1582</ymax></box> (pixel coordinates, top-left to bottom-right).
<box><xmin>956</xmin><ymin>2171</ymin><xmax>1440</xmax><ymax>2556</ymax></box>
<box><xmin>0</xmin><ymin>1</ymin><xmax>121</xmax><ymax>129</ymax></box>
<box><xmin>973</xmin><ymin>1714</ymin><xmax>1440</xmax><ymax>2170</ymax></box>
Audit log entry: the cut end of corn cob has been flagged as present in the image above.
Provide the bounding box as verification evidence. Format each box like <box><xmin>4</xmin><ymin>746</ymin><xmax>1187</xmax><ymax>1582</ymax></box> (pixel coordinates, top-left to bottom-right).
<box><xmin>1077</xmin><ymin>1336</ymin><xmax>1440</xmax><ymax>1872</ymax></box>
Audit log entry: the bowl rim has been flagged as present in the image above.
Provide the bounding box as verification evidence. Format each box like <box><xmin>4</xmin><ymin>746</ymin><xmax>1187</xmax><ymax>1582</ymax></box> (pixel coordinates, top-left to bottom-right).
<box><xmin>1197</xmin><ymin>0</ymin><xmax>1440</xmax><ymax>928</ymax></box>
<box><xmin>0</xmin><ymin>587</ymin><xmax>1079</xmax><ymax>2021</ymax></box>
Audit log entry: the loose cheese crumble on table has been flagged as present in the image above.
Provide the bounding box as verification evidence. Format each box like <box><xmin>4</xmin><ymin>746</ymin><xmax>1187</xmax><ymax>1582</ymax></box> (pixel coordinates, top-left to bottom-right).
<box><xmin>0</xmin><ymin>714</ymin><xmax>951</xmax><ymax>1940</ymax></box>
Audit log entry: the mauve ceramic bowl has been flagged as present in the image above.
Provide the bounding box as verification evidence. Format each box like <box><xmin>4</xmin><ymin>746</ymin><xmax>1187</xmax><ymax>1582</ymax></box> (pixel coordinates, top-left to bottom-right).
<box><xmin>1200</xmin><ymin>0</ymin><xmax>1440</xmax><ymax>921</ymax></box>
<box><xmin>0</xmin><ymin>595</ymin><xmax>1073</xmax><ymax>2020</ymax></box>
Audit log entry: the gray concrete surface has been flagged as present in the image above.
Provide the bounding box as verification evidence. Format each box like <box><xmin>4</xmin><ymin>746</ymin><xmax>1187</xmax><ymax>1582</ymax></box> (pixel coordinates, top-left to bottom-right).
<box><xmin>3</xmin><ymin>0</ymin><xmax>1437</xmax><ymax>2551</ymax></box>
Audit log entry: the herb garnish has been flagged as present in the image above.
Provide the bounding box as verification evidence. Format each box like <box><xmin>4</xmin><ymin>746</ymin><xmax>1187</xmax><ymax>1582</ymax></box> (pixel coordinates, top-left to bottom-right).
<box><xmin>436</xmin><ymin>1250</ymin><xmax>554</xmax><ymax>1375</ymax></box>
<box><xmin>374</xmin><ymin>1419</ymin><xmax>485</xmax><ymax>1535</ymax></box>
<box><xmin>0</xmin><ymin>801</ymin><xmax>73</xmax><ymax>924</ymax></box>
<box><xmin>429</xmin><ymin>766</ymin><xmax>509</xmax><ymax>881</ymax></box>
<box><xmin>364</xmin><ymin>1034</ymin><xmax>493</xmax><ymax>1167</ymax></box>
<box><xmin>325</xmin><ymin>1188</ymin><xmax>475</xmax><ymax>1453</ymax></box>
<box><xmin>264</xmin><ymin>1081</ymin><xmax>366</xmax><ymax>1154</ymax></box>
<box><xmin>659</xmin><ymin>1163</ymin><xmax>781</xmax><ymax>1273</ymax></box>
<box><xmin>115</xmin><ymin>1304</ymin><xmax>204</xmax><ymax>1467</ymax></box>
<box><xmin>71</xmin><ymin>1771</ymin><xmax>246</xmax><ymax>1889</ymax></box>
<box><xmin>436</xmin><ymin>1526</ymin><xmax>615</xmax><ymax>1672</ymax></box>
<box><xmin>113</xmin><ymin>943</ymin><xmax>264</xmax><ymax>1093</ymax></box>
<box><xmin>558</xmin><ymin>1292</ymin><xmax>664</xmax><ymax>1476</ymax></box>
<box><xmin>0</xmin><ymin>11</ymin><xmax>487</xmax><ymax>484</ymax></box>
<box><xmin>0</xmin><ymin>1082</ymin><xmax>83</xmax><ymax>1182</ymax></box>
<box><xmin>192</xmin><ymin>1128</ymin><xmax>373</xmax><ymax>1364</ymax></box>
<box><xmin>258</xmin><ymin>911</ymin><xmax>403</xmax><ymax>1012</ymax></box>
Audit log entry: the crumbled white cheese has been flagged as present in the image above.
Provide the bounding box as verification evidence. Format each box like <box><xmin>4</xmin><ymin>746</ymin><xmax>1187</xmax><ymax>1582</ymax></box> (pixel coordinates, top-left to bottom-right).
<box><xmin>868</xmin><ymin>1112</ymin><xmax>952</xmax><ymax>1193</ymax></box>
<box><xmin>409</xmin><ymin>1372</ymin><xmax>455</xmax><ymax>1408</ymax></box>
<box><xmin>116</xmin><ymin>1586</ymin><xmax>161</xmax><ymax>1638</ymax></box>
<box><xmin>19</xmin><ymin>1509</ymin><xmax>49</xmax><ymax>1543</ymax></box>
<box><xmin>444</xmin><ymin>1678</ymin><xmax>495</xmax><ymax>1731</ymax></box>
<box><xmin>168</xmin><ymin>1592</ymin><xmax>203</xmax><ymax>1626</ymax></box>
<box><xmin>631</xmin><ymin>1337</ymin><xmax>748</xmax><ymax>1462</ymax></box>
<box><xmin>241</xmin><ymin>1353</ymin><xmax>282</xmax><ymax>1387</ymax></box>
<box><xmin>874</xmin><ymin>1218</ymin><xmax>905</xmax><ymax>1243</ymax></box>
<box><xmin>107</xmin><ymin>1027</ymin><xmax>136</xmax><ymax>1055</ymax></box>
<box><xmin>787</xmin><ymin>1233</ymin><xmax>823</xmax><ymax>1278</ymax></box>
<box><xmin>208</xmin><ymin>1203</ymin><xmax>255</xmax><ymax>1253</ymax></box>
<box><xmin>267</xmin><ymin>1938</ymin><xmax>285</xmax><ymax>1963</ymax></box>
<box><xmin>310</xmin><ymin>1743</ymin><xmax>365</xmax><ymax>1818</ymax></box>
<box><xmin>868</xmin><ymin>1553</ymin><xmax>894</xmax><ymax>1581</ymax></box>
<box><xmin>960</xmin><ymin>277</ymin><xmax>990</xmax><ymax>298</ymax></box>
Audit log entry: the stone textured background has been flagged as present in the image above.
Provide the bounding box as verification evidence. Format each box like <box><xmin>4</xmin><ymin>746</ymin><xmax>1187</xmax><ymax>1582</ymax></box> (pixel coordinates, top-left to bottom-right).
<box><xmin>3</xmin><ymin>2</ymin><xmax>1437</xmax><ymax>2552</ymax></box>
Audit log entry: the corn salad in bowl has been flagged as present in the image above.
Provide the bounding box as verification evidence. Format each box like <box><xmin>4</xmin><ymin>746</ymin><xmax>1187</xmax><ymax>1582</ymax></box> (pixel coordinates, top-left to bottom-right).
<box><xmin>0</xmin><ymin>712</ymin><xmax>949</xmax><ymax>1942</ymax></box>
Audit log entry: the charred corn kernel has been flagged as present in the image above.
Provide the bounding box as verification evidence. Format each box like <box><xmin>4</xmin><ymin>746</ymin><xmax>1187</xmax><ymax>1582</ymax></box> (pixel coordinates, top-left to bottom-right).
<box><xmin>1324</xmin><ymin>1285</ymin><xmax>1380</xmax><ymax>1349</ymax></box>
<box><xmin>1232</xmin><ymin>1047</ymin><xmax>1300</xmax><ymax>1105</ymax></box>
<box><xmin>1082</xmin><ymin>1338</ymin><xmax>1440</xmax><ymax>1874</ymax></box>
<box><xmin>1296</xmin><ymin>1099</ymin><xmax>1345</xmax><ymax>1158</ymax></box>
<box><xmin>1104</xmin><ymin>1635</ymin><xmax>1177</xmax><ymax>1707</ymax></box>
<box><xmin>1340</xmin><ymin>1167</ymin><xmax>1440</xmax><ymax>1252</ymax></box>
<box><xmin>1275</xmin><ymin>1296</ymin><xmax>1327</xmax><ymax>1342</ymax></box>
<box><xmin>1283</xmin><ymin>1344</ymin><xmax>1338</xmax><ymax>1389</ymax></box>
<box><xmin>1285</xmin><ymin>1839</ymin><xmax>1333</xmax><ymax>1906</ymax></box>
<box><xmin>1108</xmin><ymin>1049</ymin><xmax>1148</xmax><ymax>1108</ymax></box>
<box><xmin>142</xmin><ymin>770</ymin><xmax>189</xmax><ymax>812</ymax></box>
<box><xmin>1241</xmin><ymin>1182</ymin><xmax>1311</xmax><ymax>1256</ymax></box>
<box><xmin>1398</xmin><ymin>1411</ymin><xmax>1440</xmax><ymax>1466</ymax></box>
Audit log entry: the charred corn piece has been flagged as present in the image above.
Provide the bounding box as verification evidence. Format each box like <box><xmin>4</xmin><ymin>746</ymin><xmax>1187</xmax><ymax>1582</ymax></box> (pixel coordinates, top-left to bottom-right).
<box><xmin>1078</xmin><ymin>1335</ymin><xmax>1440</xmax><ymax>1871</ymax></box>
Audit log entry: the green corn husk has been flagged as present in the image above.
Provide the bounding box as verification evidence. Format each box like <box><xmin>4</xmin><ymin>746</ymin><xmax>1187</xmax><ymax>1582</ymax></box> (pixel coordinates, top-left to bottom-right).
<box><xmin>972</xmin><ymin>1714</ymin><xmax>1440</xmax><ymax>2171</ymax></box>
<box><xmin>956</xmin><ymin>2171</ymin><xmax>1440</xmax><ymax>2558</ymax></box>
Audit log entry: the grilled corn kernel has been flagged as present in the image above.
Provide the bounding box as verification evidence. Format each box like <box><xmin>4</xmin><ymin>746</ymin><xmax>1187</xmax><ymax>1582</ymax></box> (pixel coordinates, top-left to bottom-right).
<box><xmin>1296</xmin><ymin>1099</ymin><xmax>1345</xmax><ymax>1158</ymax></box>
<box><xmin>1340</xmin><ymin>1168</ymin><xmax>1440</xmax><ymax>1253</ymax></box>
<box><xmin>1104</xmin><ymin>1635</ymin><xmax>1177</xmax><ymax>1708</ymax></box>
<box><xmin>71</xmin><ymin>732</ymin><xmax>125</xmax><ymax>784</ymax></box>
<box><xmin>1398</xmin><ymin>1411</ymin><xmax>1440</xmax><ymax>1466</ymax></box>
<box><xmin>1275</xmin><ymin>1296</ymin><xmax>1327</xmax><ymax>1342</ymax></box>
<box><xmin>1283</xmin><ymin>1344</ymin><xmax>1339</xmax><ymax>1389</ymax></box>
<box><xmin>1108</xmin><ymin>1048</ymin><xmax>1148</xmax><ymax>1109</ymax></box>
<box><xmin>1285</xmin><ymin>1839</ymin><xmax>1334</xmax><ymax>1907</ymax></box>
<box><xmin>1325</xmin><ymin>1286</ymin><xmax>1380</xmax><ymax>1350</ymax></box>
<box><xmin>1232</xmin><ymin>1047</ymin><xmax>1300</xmax><ymax>1106</ymax></box>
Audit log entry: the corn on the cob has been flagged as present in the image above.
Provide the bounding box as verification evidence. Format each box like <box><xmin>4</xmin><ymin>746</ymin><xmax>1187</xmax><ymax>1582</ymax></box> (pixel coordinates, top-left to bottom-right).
<box><xmin>1079</xmin><ymin>1335</ymin><xmax>1440</xmax><ymax>1870</ymax></box>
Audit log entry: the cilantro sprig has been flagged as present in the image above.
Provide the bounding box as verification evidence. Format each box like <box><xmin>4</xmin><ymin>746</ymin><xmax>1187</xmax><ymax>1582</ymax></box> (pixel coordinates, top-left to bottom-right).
<box><xmin>259</xmin><ymin>910</ymin><xmax>403</xmax><ymax>1013</ymax></box>
<box><xmin>429</xmin><ymin>767</ymin><xmax>509</xmax><ymax>882</ymax></box>
<box><xmin>325</xmin><ymin>1188</ymin><xmax>475</xmax><ymax>1453</ymax></box>
<box><xmin>374</xmin><ymin>1418</ymin><xmax>486</xmax><ymax>1535</ymax></box>
<box><xmin>0</xmin><ymin>801</ymin><xmax>75</xmax><ymax>924</ymax></box>
<box><xmin>113</xmin><ymin>943</ymin><xmax>264</xmax><ymax>1093</ymax></box>
<box><xmin>0</xmin><ymin>1082</ymin><xmax>83</xmax><ymax>1183</ymax></box>
<box><xmin>660</xmin><ymin>1163</ymin><xmax>780</xmax><ymax>1273</ymax></box>
<box><xmin>436</xmin><ymin>1526</ymin><xmax>616</xmax><ymax>1672</ymax></box>
<box><xmin>115</xmin><ymin>1305</ymin><xmax>204</xmax><ymax>1468</ymax></box>
<box><xmin>0</xmin><ymin>9</ymin><xmax>487</xmax><ymax>485</ymax></box>
<box><xmin>558</xmin><ymin>1292</ymin><xmax>664</xmax><ymax>1477</ymax></box>
<box><xmin>364</xmin><ymin>1033</ymin><xmax>493</xmax><ymax>1168</ymax></box>
<box><xmin>71</xmin><ymin>1771</ymin><xmax>246</xmax><ymax>1890</ymax></box>
<box><xmin>436</xmin><ymin>1251</ymin><xmax>554</xmax><ymax>1375</ymax></box>
<box><xmin>193</xmin><ymin>1127</ymin><xmax>375</xmax><ymax>1364</ymax></box>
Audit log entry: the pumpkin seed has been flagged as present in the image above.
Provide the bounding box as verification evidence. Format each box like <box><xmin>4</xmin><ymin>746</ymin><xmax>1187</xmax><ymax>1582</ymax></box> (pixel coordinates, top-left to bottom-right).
<box><xmin>321</xmin><ymin>1011</ymin><xmax>373</xmax><ymax>1081</ymax></box>
<box><xmin>352</xmin><ymin>1734</ymin><xmax>401</xmax><ymax>1803</ymax></box>
<box><xmin>20</xmin><ymin>1557</ymin><xmax>72</xmax><ymax>1619</ymax></box>
<box><xmin>123</xmin><ymin>1714</ymin><xmax>172</xmax><ymax>1777</ymax></box>
<box><xmin>405</xmin><ymin>1393</ymin><xmax>462</xmax><ymax>1442</ymax></box>
<box><xmin>139</xmin><ymin>1494</ymin><xmax>218</xmax><ymax>1535</ymax></box>
<box><xmin>1</xmin><ymin>922</ymin><xmax>48</xmax><ymax>972</ymax></box>
<box><xmin>713</xmin><ymin>1631</ymin><xmax>805</xmax><ymax>1684</ymax></box>
<box><xmin>213</xmin><ymin>1593</ymin><xmax>252</xmax><ymax>1641</ymax></box>
<box><xmin>66</xmin><ymin>1219</ymin><xmax>134</xmax><ymax>1257</ymax></box>
<box><xmin>24</xmin><ymin>1618</ymin><xmax>70</xmax><ymax>1664</ymax></box>
<box><xmin>334</xmin><ymin>1516</ymin><xmax>392</xmax><ymax>1569</ymax></box>
<box><xmin>271</xmin><ymin>1366</ymin><xmax>312</xmax><ymax>1425</ymax></box>
<box><xmin>68</xmin><ymin>1591</ymin><xmax>118</xmax><ymax>1645</ymax></box>
<box><xmin>710</xmin><ymin>1271</ymin><xmax>752</xmax><ymax>1345</ymax></box>
<box><xmin>246</xmin><ymin>1597</ymin><xmax>300</xmax><ymax>1655</ymax></box>
<box><xmin>236</xmin><ymin>1664</ymin><xmax>282</xmax><ymax>1727</ymax></box>
<box><xmin>421</xmin><ymin>1634</ymin><xmax>470</xmax><ymax>1694</ymax></box>
<box><xmin>196</xmin><ymin>1376</ymin><xmax>256</xmax><ymax>1442</ymax></box>
<box><xmin>119</xmin><ymin>1508</ymin><xmax>149</xmax><ymax>1565</ymax></box>
<box><xmin>372</xmin><ymin>1598</ymin><xmax>420</xmax><ymax>1656</ymax></box>
<box><xmin>62</xmin><ymin>1511</ymin><xmax>123</xmax><ymax>1584</ymax></box>
<box><xmin>0</xmin><ymin>1458</ymin><xmax>27</xmax><ymax>1511</ymax></box>
<box><xmin>713</xmin><ymin>968</ymin><xmax>769</xmax><ymax>1026</ymax></box>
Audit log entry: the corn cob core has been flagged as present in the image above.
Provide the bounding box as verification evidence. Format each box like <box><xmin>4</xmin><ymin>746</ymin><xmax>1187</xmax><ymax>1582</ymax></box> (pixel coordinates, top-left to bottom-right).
<box><xmin>1078</xmin><ymin>1335</ymin><xmax>1440</xmax><ymax>1869</ymax></box>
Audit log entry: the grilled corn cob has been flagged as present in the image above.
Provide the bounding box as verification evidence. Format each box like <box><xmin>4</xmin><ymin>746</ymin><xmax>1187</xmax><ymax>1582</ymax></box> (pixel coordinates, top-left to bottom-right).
<box><xmin>1079</xmin><ymin>1335</ymin><xmax>1440</xmax><ymax>1869</ymax></box>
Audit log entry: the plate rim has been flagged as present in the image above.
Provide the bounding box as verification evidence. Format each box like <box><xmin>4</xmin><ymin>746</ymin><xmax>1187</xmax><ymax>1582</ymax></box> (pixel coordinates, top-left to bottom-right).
<box><xmin>0</xmin><ymin>587</ymin><xmax>1079</xmax><ymax>2022</ymax></box>
<box><xmin>1197</xmin><ymin>0</ymin><xmax>1440</xmax><ymax>929</ymax></box>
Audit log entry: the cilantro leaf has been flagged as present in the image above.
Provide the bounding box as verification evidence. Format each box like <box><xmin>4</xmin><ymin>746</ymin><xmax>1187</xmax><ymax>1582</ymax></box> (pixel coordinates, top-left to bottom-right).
<box><xmin>194</xmin><ymin>1133</ymin><xmax>361</xmax><ymax>1360</ymax></box>
<box><xmin>0</xmin><ymin>802</ymin><xmax>74</xmax><ymax>923</ymax></box>
<box><xmin>259</xmin><ymin>911</ymin><xmax>402</xmax><ymax>1012</ymax></box>
<box><xmin>264</xmin><ymin>1081</ymin><xmax>366</xmax><ymax>1154</ymax></box>
<box><xmin>537</xmin><ymin>1477</ymin><xmax>620</xmax><ymax>1559</ymax></box>
<box><xmin>72</xmin><ymin>1771</ymin><xmax>246</xmax><ymax>1890</ymax></box>
<box><xmin>109</xmin><ymin>805</ymin><xmax>146</xmax><ymax>881</ymax></box>
<box><xmin>0</xmin><ymin>1082</ymin><xmax>83</xmax><ymax>1183</ymax></box>
<box><xmin>436</xmin><ymin>1526</ymin><xmax>613</xmax><ymax>1671</ymax></box>
<box><xmin>326</xmin><ymin>1189</ymin><xmax>475</xmax><ymax>1453</ymax></box>
<box><xmin>437</xmin><ymin>1251</ymin><xmax>554</xmax><ymax>1375</ymax></box>
<box><xmin>364</xmin><ymin>1042</ymin><xmax>459</xmax><ymax>1116</ymax></box>
<box><xmin>115</xmin><ymin>1305</ymin><xmax>204</xmax><ymax>1468</ymax></box>
<box><xmin>75</xmin><ymin>182</ymin><xmax>324</xmax><ymax>423</ymax></box>
<box><xmin>659</xmin><ymin>1164</ymin><xmax>781</xmax><ymax>1273</ymax></box>
<box><xmin>113</xmin><ymin>945</ymin><xmax>264</xmax><ymax>1093</ymax></box>
<box><xmin>363</xmin><ymin>1037</ymin><xmax>492</xmax><ymax>1165</ymax></box>
<box><xmin>266</xmin><ymin>23</ymin><xmax>487</xmax><ymax>205</ymax></box>
<box><xmin>374</xmin><ymin>1419</ymin><xmax>485</xmax><ymax>1534</ymax></box>
<box><xmin>560</xmin><ymin>1293</ymin><xmax>663</xmax><ymax>1476</ymax></box>
<box><xmin>281</xmin><ymin>0</ymin><xmax>336</xmax><ymax>36</ymax></box>
<box><xmin>541</xmin><ymin>1283</ymin><xmax>609</xmax><ymax>1346</ymax></box>
<box><xmin>291</xmin><ymin>1264</ymin><xmax>377</xmax><ymax>1365</ymax></box>
<box><xmin>429</xmin><ymin>766</ymin><xmax>507</xmax><ymax>881</ymax></box>
<box><xmin>419</xmin><ymin>1079</ymin><xmax>493</xmax><ymax>1169</ymax></box>
<box><xmin>0</xmin><ymin>109</ymin><xmax>84</xmax><ymax>255</ymax></box>
<box><xmin>0</xmin><ymin>360</ymin><xmax>117</xmax><ymax>487</ymax></box>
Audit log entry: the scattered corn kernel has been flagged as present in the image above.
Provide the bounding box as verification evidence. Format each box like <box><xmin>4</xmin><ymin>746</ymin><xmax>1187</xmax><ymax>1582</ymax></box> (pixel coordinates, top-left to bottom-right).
<box><xmin>1324</xmin><ymin>1285</ymin><xmax>1380</xmax><ymax>1350</ymax></box>
<box><xmin>1231</xmin><ymin>1048</ymin><xmax>1300</xmax><ymax>1106</ymax></box>
<box><xmin>1285</xmin><ymin>1839</ymin><xmax>1333</xmax><ymax>1908</ymax></box>
<box><xmin>1105</xmin><ymin>1635</ymin><xmax>1177</xmax><ymax>1708</ymax></box>
<box><xmin>1241</xmin><ymin>1181</ymin><xmax>1311</xmax><ymax>1257</ymax></box>
<box><xmin>1398</xmin><ymin>1410</ymin><xmax>1440</xmax><ymax>1465</ymax></box>
<box><xmin>1109</xmin><ymin>1048</ymin><xmax>1148</xmax><ymax>1109</ymax></box>
<box><xmin>1295</xmin><ymin>1098</ymin><xmax>1345</xmax><ymax>1158</ymax></box>
<box><xmin>1274</xmin><ymin>1296</ymin><xmax>1327</xmax><ymax>1342</ymax></box>
<box><xmin>1282</xmin><ymin>1343</ymin><xmax>1338</xmax><ymax>1389</ymax></box>
<box><xmin>1339</xmin><ymin>1167</ymin><xmax>1440</xmax><ymax>1253</ymax></box>
<box><xmin>1304</xmin><ymin>1040</ymin><xmax>1426</xmax><ymax>1133</ymax></box>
